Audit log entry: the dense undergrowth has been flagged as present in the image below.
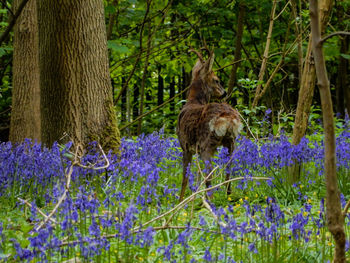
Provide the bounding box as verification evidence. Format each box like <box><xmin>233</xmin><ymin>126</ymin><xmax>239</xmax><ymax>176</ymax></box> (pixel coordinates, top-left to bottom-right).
<box><xmin>0</xmin><ymin>122</ymin><xmax>350</xmax><ymax>262</ymax></box>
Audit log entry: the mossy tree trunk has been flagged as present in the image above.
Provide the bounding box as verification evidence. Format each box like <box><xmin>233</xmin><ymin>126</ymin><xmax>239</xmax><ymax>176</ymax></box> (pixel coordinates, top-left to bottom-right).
<box><xmin>37</xmin><ymin>0</ymin><xmax>120</xmax><ymax>152</ymax></box>
<box><xmin>10</xmin><ymin>0</ymin><xmax>41</xmax><ymax>143</ymax></box>
<box><xmin>292</xmin><ymin>0</ymin><xmax>333</xmax><ymax>146</ymax></box>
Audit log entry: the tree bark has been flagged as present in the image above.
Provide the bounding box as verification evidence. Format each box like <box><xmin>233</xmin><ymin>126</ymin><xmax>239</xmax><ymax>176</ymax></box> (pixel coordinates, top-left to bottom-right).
<box><xmin>157</xmin><ymin>66</ymin><xmax>164</xmax><ymax>110</ymax></box>
<box><xmin>336</xmin><ymin>37</ymin><xmax>348</xmax><ymax>117</ymax></box>
<box><xmin>37</xmin><ymin>0</ymin><xmax>120</xmax><ymax>152</ymax></box>
<box><xmin>133</xmin><ymin>84</ymin><xmax>139</xmax><ymax>134</ymax></box>
<box><xmin>10</xmin><ymin>0</ymin><xmax>40</xmax><ymax>143</ymax></box>
<box><xmin>137</xmin><ymin>10</ymin><xmax>152</xmax><ymax>135</ymax></box>
<box><xmin>292</xmin><ymin>0</ymin><xmax>333</xmax><ymax>146</ymax></box>
<box><xmin>227</xmin><ymin>2</ymin><xmax>245</xmax><ymax>103</ymax></box>
<box><xmin>107</xmin><ymin>0</ymin><xmax>119</xmax><ymax>41</ymax></box>
<box><xmin>168</xmin><ymin>77</ymin><xmax>176</xmax><ymax>131</ymax></box>
<box><xmin>121</xmin><ymin>77</ymin><xmax>127</xmax><ymax>123</ymax></box>
<box><xmin>310</xmin><ymin>0</ymin><xmax>345</xmax><ymax>262</ymax></box>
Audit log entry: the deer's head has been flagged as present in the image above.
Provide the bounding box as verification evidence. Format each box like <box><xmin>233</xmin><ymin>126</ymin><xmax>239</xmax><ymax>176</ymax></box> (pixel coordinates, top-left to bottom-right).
<box><xmin>189</xmin><ymin>48</ymin><xmax>226</xmax><ymax>100</ymax></box>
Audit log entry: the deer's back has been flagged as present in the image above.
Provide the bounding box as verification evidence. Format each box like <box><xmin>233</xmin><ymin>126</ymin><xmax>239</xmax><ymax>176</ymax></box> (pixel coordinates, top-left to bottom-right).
<box><xmin>177</xmin><ymin>102</ymin><xmax>242</xmax><ymax>154</ymax></box>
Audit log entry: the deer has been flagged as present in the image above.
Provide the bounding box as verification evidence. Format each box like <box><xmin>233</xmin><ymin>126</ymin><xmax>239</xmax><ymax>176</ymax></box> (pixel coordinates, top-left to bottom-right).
<box><xmin>176</xmin><ymin>48</ymin><xmax>242</xmax><ymax>202</ymax></box>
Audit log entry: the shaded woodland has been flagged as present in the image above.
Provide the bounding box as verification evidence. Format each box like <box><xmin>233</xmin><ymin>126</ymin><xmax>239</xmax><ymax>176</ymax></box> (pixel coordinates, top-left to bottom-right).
<box><xmin>0</xmin><ymin>0</ymin><xmax>348</xmax><ymax>143</ymax></box>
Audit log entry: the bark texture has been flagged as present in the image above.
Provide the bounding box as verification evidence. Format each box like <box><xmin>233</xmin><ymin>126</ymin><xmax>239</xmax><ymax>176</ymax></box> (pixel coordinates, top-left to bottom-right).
<box><xmin>310</xmin><ymin>0</ymin><xmax>345</xmax><ymax>261</ymax></box>
<box><xmin>10</xmin><ymin>0</ymin><xmax>40</xmax><ymax>143</ymax></box>
<box><xmin>37</xmin><ymin>0</ymin><xmax>120</xmax><ymax>152</ymax></box>
<box><xmin>292</xmin><ymin>0</ymin><xmax>333</xmax><ymax>146</ymax></box>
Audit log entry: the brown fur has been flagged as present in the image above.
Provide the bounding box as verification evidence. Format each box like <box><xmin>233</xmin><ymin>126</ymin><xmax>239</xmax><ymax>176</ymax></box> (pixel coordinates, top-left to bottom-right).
<box><xmin>176</xmin><ymin>50</ymin><xmax>242</xmax><ymax>201</ymax></box>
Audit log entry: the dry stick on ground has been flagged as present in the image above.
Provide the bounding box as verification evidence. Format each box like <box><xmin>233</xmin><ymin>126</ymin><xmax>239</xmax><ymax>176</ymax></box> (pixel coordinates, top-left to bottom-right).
<box><xmin>136</xmin><ymin>175</ymin><xmax>271</xmax><ymax>232</ymax></box>
<box><xmin>0</xmin><ymin>0</ymin><xmax>30</xmax><ymax>45</ymax></box>
<box><xmin>202</xmin><ymin>196</ymin><xmax>227</xmax><ymax>228</ymax></box>
<box><xmin>164</xmin><ymin>166</ymin><xmax>219</xmax><ymax>227</ymax></box>
<box><xmin>59</xmin><ymin>225</ymin><xmax>219</xmax><ymax>247</ymax></box>
<box><xmin>35</xmin><ymin>144</ymin><xmax>110</xmax><ymax>232</ymax></box>
<box><xmin>309</xmin><ymin>0</ymin><xmax>346</xmax><ymax>262</ymax></box>
<box><xmin>35</xmin><ymin>159</ymin><xmax>77</xmax><ymax>232</ymax></box>
<box><xmin>251</xmin><ymin>0</ymin><xmax>278</xmax><ymax>109</ymax></box>
<box><xmin>343</xmin><ymin>200</ymin><xmax>350</xmax><ymax>217</ymax></box>
<box><xmin>17</xmin><ymin>198</ymin><xmax>58</xmax><ymax>225</ymax></box>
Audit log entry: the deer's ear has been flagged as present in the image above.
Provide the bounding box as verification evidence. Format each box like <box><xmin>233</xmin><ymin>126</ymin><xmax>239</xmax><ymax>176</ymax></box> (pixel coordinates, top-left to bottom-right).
<box><xmin>205</xmin><ymin>51</ymin><xmax>215</xmax><ymax>72</ymax></box>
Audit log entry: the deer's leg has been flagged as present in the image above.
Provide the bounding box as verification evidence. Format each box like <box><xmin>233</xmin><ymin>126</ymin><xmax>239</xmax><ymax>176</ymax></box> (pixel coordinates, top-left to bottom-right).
<box><xmin>223</xmin><ymin>139</ymin><xmax>235</xmax><ymax>196</ymax></box>
<box><xmin>179</xmin><ymin>151</ymin><xmax>192</xmax><ymax>202</ymax></box>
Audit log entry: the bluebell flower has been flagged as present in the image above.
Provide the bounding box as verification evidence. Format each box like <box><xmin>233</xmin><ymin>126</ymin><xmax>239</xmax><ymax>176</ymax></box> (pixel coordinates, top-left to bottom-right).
<box><xmin>203</xmin><ymin>247</ymin><xmax>212</xmax><ymax>262</ymax></box>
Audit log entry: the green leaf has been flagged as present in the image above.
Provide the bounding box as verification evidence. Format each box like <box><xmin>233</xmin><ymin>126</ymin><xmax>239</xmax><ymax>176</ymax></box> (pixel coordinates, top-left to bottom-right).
<box><xmin>340</xmin><ymin>53</ymin><xmax>350</xmax><ymax>60</ymax></box>
<box><xmin>107</xmin><ymin>41</ymin><xmax>129</xmax><ymax>54</ymax></box>
<box><xmin>105</xmin><ymin>5</ymin><xmax>116</xmax><ymax>15</ymax></box>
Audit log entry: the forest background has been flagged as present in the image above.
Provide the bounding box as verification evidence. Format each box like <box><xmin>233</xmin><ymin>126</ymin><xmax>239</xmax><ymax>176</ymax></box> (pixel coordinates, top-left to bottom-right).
<box><xmin>0</xmin><ymin>0</ymin><xmax>350</xmax><ymax>262</ymax></box>
<box><xmin>0</xmin><ymin>0</ymin><xmax>349</xmax><ymax>144</ymax></box>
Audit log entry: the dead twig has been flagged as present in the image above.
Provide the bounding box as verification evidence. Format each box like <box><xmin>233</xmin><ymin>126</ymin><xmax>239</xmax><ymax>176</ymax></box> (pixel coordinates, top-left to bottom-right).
<box><xmin>17</xmin><ymin>198</ymin><xmax>57</xmax><ymax>225</ymax></box>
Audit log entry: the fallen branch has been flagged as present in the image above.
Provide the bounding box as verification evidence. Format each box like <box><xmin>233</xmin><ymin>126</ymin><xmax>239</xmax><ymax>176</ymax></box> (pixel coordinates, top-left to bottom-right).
<box><xmin>342</xmin><ymin>199</ymin><xmax>350</xmax><ymax>217</ymax></box>
<box><xmin>35</xmin><ymin>160</ymin><xmax>76</xmax><ymax>232</ymax></box>
<box><xmin>17</xmin><ymin>198</ymin><xmax>57</xmax><ymax>225</ymax></box>
<box><xmin>202</xmin><ymin>196</ymin><xmax>227</xmax><ymax>228</ymax></box>
<box><xmin>135</xmin><ymin>175</ymin><xmax>271</xmax><ymax>231</ymax></box>
<box><xmin>76</xmin><ymin>144</ymin><xmax>110</xmax><ymax>170</ymax></box>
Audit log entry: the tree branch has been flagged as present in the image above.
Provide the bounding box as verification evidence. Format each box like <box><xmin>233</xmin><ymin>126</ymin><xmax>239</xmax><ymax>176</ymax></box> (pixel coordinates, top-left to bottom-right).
<box><xmin>321</xmin><ymin>31</ymin><xmax>350</xmax><ymax>43</ymax></box>
<box><xmin>0</xmin><ymin>0</ymin><xmax>30</xmax><ymax>45</ymax></box>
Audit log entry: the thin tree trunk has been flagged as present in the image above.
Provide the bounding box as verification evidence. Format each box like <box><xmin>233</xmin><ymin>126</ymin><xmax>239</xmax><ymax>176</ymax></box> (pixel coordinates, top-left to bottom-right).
<box><xmin>336</xmin><ymin>38</ymin><xmax>347</xmax><ymax>117</ymax></box>
<box><xmin>335</xmin><ymin>4</ymin><xmax>348</xmax><ymax>118</ymax></box>
<box><xmin>121</xmin><ymin>77</ymin><xmax>126</xmax><ymax>123</ymax></box>
<box><xmin>157</xmin><ymin>66</ymin><xmax>164</xmax><ymax>111</ymax></box>
<box><xmin>38</xmin><ymin>0</ymin><xmax>120</xmax><ymax>152</ymax></box>
<box><xmin>10</xmin><ymin>0</ymin><xmax>40</xmax><ymax>143</ymax></box>
<box><xmin>115</xmin><ymin>0</ymin><xmax>151</xmax><ymax>104</ymax></box>
<box><xmin>227</xmin><ymin>2</ymin><xmax>245</xmax><ymax>103</ymax></box>
<box><xmin>137</xmin><ymin>9</ymin><xmax>152</xmax><ymax>135</ymax></box>
<box><xmin>133</xmin><ymin>84</ymin><xmax>139</xmax><ymax>134</ymax></box>
<box><xmin>107</xmin><ymin>0</ymin><xmax>119</xmax><ymax>41</ymax></box>
<box><xmin>169</xmin><ymin>77</ymin><xmax>175</xmax><ymax>130</ymax></box>
<box><xmin>292</xmin><ymin>0</ymin><xmax>333</xmax><ymax>146</ymax></box>
<box><xmin>291</xmin><ymin>0</ymin><xmax>303</xmax><ymax>87</ymax></box>
<box><xmin>181</xmin><ymin>67</ymin><xmax>190</xmax><ymax>102</ymax></box>
<box><xmin>251</xmin><ymin>0</ymin><xmax>277</xmax><ymax>108</ymax></box>
<box><xmin>309</xmin><ymin>1</ymin><xmax>345</xmax><ymax>261</ymax></box>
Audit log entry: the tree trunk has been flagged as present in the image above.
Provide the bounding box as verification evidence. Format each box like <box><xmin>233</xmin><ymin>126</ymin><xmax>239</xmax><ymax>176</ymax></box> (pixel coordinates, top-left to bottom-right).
<box><xmin>132</xmin><ymin>84</ymin><xmax>139</xmax><ymax>134</ymax></box>
<box><xmin>37</xmin><ymin>0</ymin><xmax>120</xmax><ymax>152</ymax></box>
<box><xmin>121</xmin><ymin>77</ymin><xmax>127</xmax><ymax>123</ymax></box>
<box><xmin>251</xmin><ymin>0</ymin><xmax>277</xmax><ymax>108</ymax></box>
<box><xmin>310</xmin><ymin>1</ymin><xmax>346</xmax><ymax>261</ymax></box>
<box><xmin>157</xmin><ymin>66</ymin><xmax>164</xmax><ymax>110</ymax></box>
<box><xmin>169</xmin><ymin>77</ymin><xmax>176</xmax><ymax>130</ymax></box>
<box><xmin>107</xmin><ymin>0</ymin><xmax>119</xmax><ymax>41</ymax></box>
<box><xmin>10</xmin><ymin>0</ymin><xmax>40</xmax><ymax>143</ymax></box>
<box><xmin>335</xmin><ymin>39</ymin><xmax>347</xmax><ymax>117</ymax></box>
<box><xmin>292</xmin><ymin>0</ymin><xmax>333</xmax><ymax>146</ymax></box>
<box><xmin>227</xmin><ymin>1</ymin><xmax>245</xmax><ymax>104</ymax></box>
<box><xmin>335</xmin><ymin>3</ymin><xmax>348</xmax><ymax>118</ymax></box>
<box><xmin>181</xmin><ymin>67</ymin><xmax>190</xmax><ymax>102</ymax></box>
